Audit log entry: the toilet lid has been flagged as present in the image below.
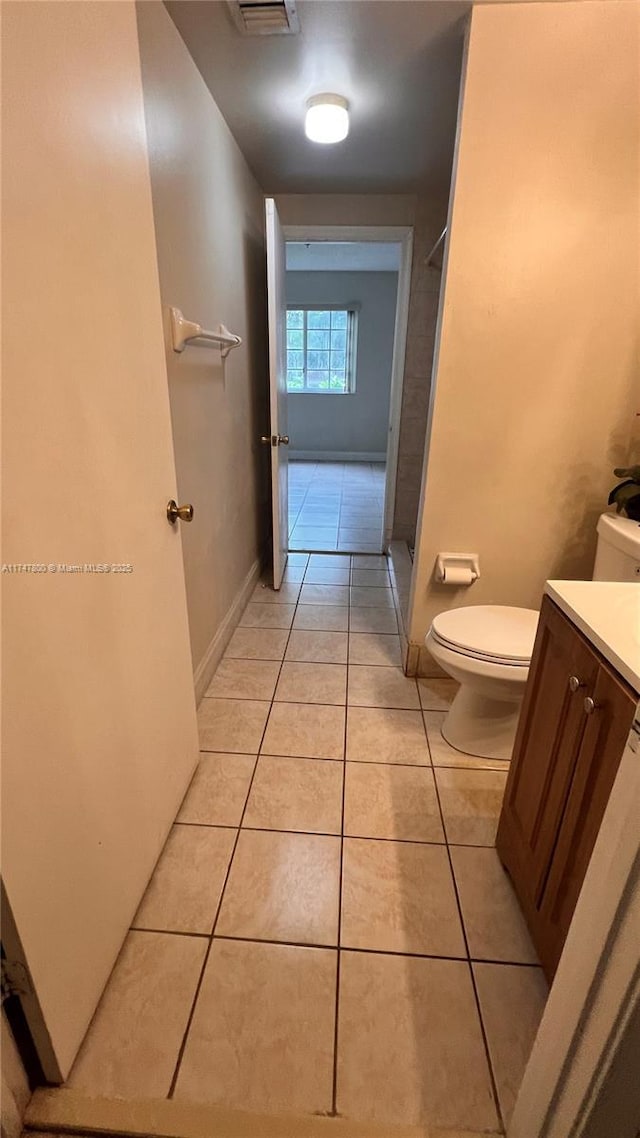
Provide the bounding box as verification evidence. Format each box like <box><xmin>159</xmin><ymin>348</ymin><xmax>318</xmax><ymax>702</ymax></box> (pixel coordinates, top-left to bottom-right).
<box><xmin>431</xmin><ymin>606</ymin><xmax>539</xmax><ymax>663</ymax></box>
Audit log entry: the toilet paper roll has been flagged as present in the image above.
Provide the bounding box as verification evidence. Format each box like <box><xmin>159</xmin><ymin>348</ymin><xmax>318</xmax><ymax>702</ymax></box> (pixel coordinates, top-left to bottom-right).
<box><xmin>441</xmin><ymin>565</ymin><xmax>475</xmax><ymax>586</ymax></box>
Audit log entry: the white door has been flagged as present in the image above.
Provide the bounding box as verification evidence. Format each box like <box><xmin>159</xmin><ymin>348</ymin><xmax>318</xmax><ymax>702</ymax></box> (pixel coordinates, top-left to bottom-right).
<box><xmin>1</xmin><ymin>2</ymin><xmax>198</xmax><ymax>1080</ymax></box>
<box><xmin>265</xmin><ymin>198</ymin><xmax>289</xmax><ymax>588</ymax></box>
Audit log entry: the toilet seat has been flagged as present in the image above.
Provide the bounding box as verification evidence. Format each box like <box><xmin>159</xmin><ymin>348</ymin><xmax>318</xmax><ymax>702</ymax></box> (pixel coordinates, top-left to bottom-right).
<box><xmin>429</xmin><ymin>629</ymin><xmax>530</xmax><ymax>668</ymax></box>
<box><xmin>430</xmin><ymin>606</ymin><xmax>538</xmax><ymax>666</ymax></box>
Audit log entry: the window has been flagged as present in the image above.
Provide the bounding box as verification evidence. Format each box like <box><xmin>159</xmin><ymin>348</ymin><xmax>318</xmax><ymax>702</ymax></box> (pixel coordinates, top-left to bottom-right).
<box><xmin>286</xmin><ymin>307</ymin><xmax>357</xmax><ymax>394</ymax></box>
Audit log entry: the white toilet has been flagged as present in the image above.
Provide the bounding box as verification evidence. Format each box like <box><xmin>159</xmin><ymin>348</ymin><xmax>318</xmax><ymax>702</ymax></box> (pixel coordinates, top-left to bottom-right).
<box><xmin>426</xmin><ymin>605</ymin><xmax>538</xmax><ymax>761</ymax></box>
<box><xmin>425</xmin><ymin>512</ymin><xmax>640</xmax><ymax>762</ymax></box>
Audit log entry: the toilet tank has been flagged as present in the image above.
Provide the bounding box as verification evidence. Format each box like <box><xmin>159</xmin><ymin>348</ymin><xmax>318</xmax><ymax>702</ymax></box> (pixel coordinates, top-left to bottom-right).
<box><xmin>593</xmin><ymin>513</ymin><xmax>640</xmax><ymax>581</ymax></box>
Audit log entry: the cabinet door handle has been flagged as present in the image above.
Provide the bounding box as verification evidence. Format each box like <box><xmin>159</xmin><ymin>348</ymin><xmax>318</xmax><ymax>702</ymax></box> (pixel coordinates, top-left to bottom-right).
<box><xmin>584</xmin><ymin>696</ymin><xmax>600</xmax><ymax>715</ymax></box>
<box><xmin>568</xmin><ymin>675</ymin><xmax>584</xmax><ymax>693</ymax></box>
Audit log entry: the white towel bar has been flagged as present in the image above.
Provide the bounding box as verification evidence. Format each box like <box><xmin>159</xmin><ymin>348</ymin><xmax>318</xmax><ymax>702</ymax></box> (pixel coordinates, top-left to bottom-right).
<box><xmin>169</xmin><ymin>307</ymin><xmax>242</xmax><ymax>358</ymax></box>
<box><xmin>425</xmin><ymin>226</ymin><xmax>447</xmax><ymax>268</ymax></box>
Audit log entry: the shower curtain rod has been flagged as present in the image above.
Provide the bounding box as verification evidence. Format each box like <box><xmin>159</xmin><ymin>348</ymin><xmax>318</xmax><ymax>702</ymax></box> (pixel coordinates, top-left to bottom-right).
<box><xmin>425</xmin><ymin>227</ymin><xmax>447</xmax><ymax>268</ymax></box>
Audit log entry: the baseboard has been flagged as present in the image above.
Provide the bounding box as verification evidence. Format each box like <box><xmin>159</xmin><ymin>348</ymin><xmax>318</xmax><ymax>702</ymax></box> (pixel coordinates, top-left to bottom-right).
<box><xmin>403</xmin><ymin>642</ymin><xmax>448</xmax><ymax>679</ymax></box>
<box><xmin>192</xmin><ymin>557</ymin><xmax>262</xmax><ymax>705</ymax></box>
<box><xmin>416</xmin><ymin>643</ymin><xmax>449</xmax><ymax>679</ymax></box>
<box><xmin>289</xmin><ymin>450</ymin><xmax>386</xmax><ymax>463</ymax></box>
<box><xmin>25</xmin><ymin>1087</ymin><xmax>502</xmax><ymax>1138</ymax></box>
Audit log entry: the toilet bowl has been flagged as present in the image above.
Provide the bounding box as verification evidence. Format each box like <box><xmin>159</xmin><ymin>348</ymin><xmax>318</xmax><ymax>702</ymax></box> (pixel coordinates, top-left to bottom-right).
<box><xmin>425</xmin><ymin>605</ymin><xmax>539</xmax><ymax>761</ymax></box>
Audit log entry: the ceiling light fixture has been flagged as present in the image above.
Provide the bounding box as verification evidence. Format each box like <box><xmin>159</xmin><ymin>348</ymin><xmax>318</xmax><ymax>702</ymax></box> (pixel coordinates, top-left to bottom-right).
<box><xmin>305</xmin><ymin>94</ymin><xmax>349</xmax><ymax>144</ymax></box>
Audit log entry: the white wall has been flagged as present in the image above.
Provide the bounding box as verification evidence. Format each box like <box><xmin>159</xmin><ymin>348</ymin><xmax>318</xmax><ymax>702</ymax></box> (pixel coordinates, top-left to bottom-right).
<box><xmin>409</xmin><ymin>0</ymin><xmax>639</xmax><ymax>657</ymax></box>
<box><xmin>285</xmin><ymin>270</ymin><xmax>398</xmax><ymax>459</ymax></box>
<box><xmin>137</xmin><ymin>2</ymin><xmax>269</xmax><ymax>691</ymax></box>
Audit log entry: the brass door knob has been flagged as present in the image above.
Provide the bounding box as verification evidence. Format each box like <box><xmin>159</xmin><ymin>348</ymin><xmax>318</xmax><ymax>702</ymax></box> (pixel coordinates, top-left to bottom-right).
<box><xmin>260</xmin><ymin>435</ymin><xmax>289</xmax><ymax>446</ymax></box>
<box><xmin>167</xmin><ymin>500</ymin><xmax>194</xmax><ymax>525</ymax></box>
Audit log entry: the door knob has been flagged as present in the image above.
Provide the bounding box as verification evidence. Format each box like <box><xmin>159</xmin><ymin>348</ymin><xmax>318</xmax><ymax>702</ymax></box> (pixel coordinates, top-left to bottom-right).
<box><xmin>167</xmin><ymin>499</ymin><xmax>194</xmax><ymax>525</ymax></box>
<box><xmin>278</xmin><ymin>435</ymin><xmax>290</xmax><ymax>445</ymax></box>
<box><xmin>584</xmin><ymin>696</ymin><xmax>600</xmax><ymax>715</ymax></box>
<box><xmin>260</xmin><ymin>435</ymin><xmax>274</xmax><ymax>445</ymax></box>
<box><xmin>568</xmin><ymin>675</ymin><xmax>584</xmax><ymax>693</ymax></box>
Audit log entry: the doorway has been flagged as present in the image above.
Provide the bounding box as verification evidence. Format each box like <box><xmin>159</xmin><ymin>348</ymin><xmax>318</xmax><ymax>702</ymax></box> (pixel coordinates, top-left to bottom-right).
<box><xmin>288</xmin><ymin>458</ymin><xmax>386</xmax><ymax>554</ymax></box>
<box><xmin>281</xmin><ymin>226</ymin><xmax>413</xmax><ymax>556</ymax></box>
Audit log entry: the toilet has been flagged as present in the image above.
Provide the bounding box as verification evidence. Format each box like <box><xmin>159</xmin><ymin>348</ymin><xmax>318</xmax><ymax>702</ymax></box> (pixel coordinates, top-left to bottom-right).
<box><xmin>425</xmin><ymin>511</ymin><xmax>640</xmax><ymax>762</ymax></box>
<box><xmin>426</xmin><ymin>606</ymin><xmax>538</xmax><ymax>761</ymax></box>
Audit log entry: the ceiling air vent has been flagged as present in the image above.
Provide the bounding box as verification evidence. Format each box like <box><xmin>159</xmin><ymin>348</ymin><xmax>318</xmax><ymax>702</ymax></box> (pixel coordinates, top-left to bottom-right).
<box><xmin>228</xmin><ymin>0</ymin><xmax>299</xmax><ymax>36</ymax></box>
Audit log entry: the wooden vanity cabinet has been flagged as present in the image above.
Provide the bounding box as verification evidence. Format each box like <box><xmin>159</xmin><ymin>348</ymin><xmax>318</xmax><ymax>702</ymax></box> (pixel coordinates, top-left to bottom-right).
<box><xmin>496</xmin><ymin>594</ymin><xmax>636</xmax><ymax>980</ymax></box>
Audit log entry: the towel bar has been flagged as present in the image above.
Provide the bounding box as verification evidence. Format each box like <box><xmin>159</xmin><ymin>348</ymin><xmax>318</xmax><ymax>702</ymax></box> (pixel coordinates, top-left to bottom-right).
<box><xmin>169</xmin><ymin>307</ymin><xmax>242</xmax><ymax>358</ymax></box>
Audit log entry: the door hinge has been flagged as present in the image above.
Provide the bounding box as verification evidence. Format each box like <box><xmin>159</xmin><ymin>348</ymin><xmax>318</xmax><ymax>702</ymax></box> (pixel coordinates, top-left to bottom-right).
<box><xmin>1</xmin><ymin>957</ymin><xmax>32</xmax><ymax>1003</ymax></box>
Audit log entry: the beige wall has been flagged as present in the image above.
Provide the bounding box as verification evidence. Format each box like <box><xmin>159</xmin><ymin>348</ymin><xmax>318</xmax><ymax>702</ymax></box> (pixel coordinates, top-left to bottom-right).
<box><xmin>137</xmin><ymin>2</ymin><xmax>269</xmax><ymax>686</ymax></box>
<box><xmin>275</xmin><ymin>194</ymin><xmax>416</xmax><ymax>229</ymax></box>
<box><xmin>409</xmin><ymin>0</ymin><xmax>639</xmax><ymax>656</ymax></box>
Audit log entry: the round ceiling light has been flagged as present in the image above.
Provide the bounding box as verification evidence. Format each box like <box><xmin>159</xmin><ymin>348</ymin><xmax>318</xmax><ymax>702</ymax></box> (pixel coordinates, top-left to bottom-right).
<box><xmin>304</xmin><ymin>94</ymin><xmax>349</xmax><ymax>144</ymax></box>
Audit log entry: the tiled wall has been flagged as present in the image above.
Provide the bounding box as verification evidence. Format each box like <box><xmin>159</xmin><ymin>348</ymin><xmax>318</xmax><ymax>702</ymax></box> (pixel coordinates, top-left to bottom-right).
<box><xmin>393</xmin><ymin>198</ymin><xmax>445</xmax><ymax>545</ymax></box>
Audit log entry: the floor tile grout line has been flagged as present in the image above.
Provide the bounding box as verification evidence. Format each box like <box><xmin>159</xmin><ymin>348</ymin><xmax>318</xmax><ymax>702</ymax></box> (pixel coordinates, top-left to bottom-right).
<box><xmin>168</xmin><ymin>590</ymin><xmax>306</xmax><ymax>1100</ymax></box>
<box><xmin>172</xmin><ymin>820</ymin><xmax>503</xmax><ymax>851</ymax></box>
<box><xmin>130</xmin><ymin>926</ymin><xmax>210</xmax><ymax>939</ymax></box>
<box><xmin>421</xmin><ymin>707</ymin><xmax>510</xmax><ymax>771</ymax></box>
<box><xmin>187</xmin><ymin>546</ymin><xmax>509</xmax><ymax>1121</ymax></box>
<box><xmin>203</xmin><ymin>695</ymin><xmax>429</xmax><ymax>712</ymax></box>
<box><xmin>129</xmin><ymin>926</ymin><xmax>541</xmax><ymax>970</ymax></box>
<box><xmin>165</xmin><ymin>750</ymin><xmax>259</xmax><ymax>1100</ymax></box>
<box><xmin>165</xmin><ymin>623</ymin><xmax>302</xmax><ymax>1101</ymax></box>
<box><xmin>428</xmin><ymin>739</ymin><xmax>506</xmax><ymax>1133</ymax></box>
<box><xmin>196</xmin><ymin>745</ymin><xmax>504</xmax><ymax>773</ymax></box>
<box><xmin>208</xmin><ymin>933</ymin><xmax>531</xmax><ymax>967</ymax></box>
<box><xmin>331</xmin><ymin>566</ymin><xmax>351</xmax><ymax>1116</ymax></box>
<box><xmin>253</xmin><ymin>567</ymin><xmax>346</xmax><ymax>763</ymax></box>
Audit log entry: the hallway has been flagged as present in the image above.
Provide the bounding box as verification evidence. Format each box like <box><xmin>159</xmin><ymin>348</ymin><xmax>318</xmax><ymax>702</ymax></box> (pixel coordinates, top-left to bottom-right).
<box><xmin>65</xmin><ymin>554</ymin><xmax>547</xmax><ymax>1133</ymax></box>
<box><xmin>288</xmin><ymin>461</ymin><xmax>385</xmax><ymax>553</ymax></box>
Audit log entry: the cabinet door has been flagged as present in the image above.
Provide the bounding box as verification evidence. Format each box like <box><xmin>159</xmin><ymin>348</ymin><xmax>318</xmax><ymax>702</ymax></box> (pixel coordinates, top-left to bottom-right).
<box><xmin>537</xmin><ymin>659</ymin><xmax>636</xmax><ymax>974</ymax></box>
<box><xmin>496</xmin><ymin>598</ymin><xmax>598</xmax><ymax>916</ymax></box>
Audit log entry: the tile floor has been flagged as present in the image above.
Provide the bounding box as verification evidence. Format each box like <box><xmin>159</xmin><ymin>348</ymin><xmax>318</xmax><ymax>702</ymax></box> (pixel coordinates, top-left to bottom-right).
<box><xmin>68</xmin><ymin>553</ymin><xmax>548</xmax><ymax>1133</ymax></box>
<box><xmin>288</xmin><ymin>460</ymin><xmax>385</xmax><ymax>553</ymax></box>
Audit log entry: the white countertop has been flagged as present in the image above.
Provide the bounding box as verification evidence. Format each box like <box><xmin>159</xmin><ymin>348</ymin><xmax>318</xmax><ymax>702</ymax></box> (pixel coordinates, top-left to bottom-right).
<box><xmin>545</xmin><ymin>581</ymin><xmax>640</xmax><ymax>694</ymax></box>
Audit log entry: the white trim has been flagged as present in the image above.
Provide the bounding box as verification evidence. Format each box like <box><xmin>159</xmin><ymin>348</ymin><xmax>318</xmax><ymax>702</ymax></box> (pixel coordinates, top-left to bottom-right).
<box><xmin>284</xmin><ymin>225</ymin><xmax>412</xmax><ymax>244</ymax></box>
<box><xmin>282</xmin><ymin>223</ymin><xmax>413</xmax><ymax>548</ymax></box>
<box><xmin>289</xmin><ymin>450</ymin><xmax>386</xmax><ymax>463</ymax></box>
<box><xmin>192</xmin><ymin>557</ymin><xmax>261</xmax><ymax>705</ymax></box>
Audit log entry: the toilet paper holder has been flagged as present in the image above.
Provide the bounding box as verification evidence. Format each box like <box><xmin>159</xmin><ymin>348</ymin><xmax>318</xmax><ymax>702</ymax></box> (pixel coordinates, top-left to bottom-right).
<box><xmin>435</xmin><ymin>553</ymin><xmax>480</xmax><ymax>586</ymax></box>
